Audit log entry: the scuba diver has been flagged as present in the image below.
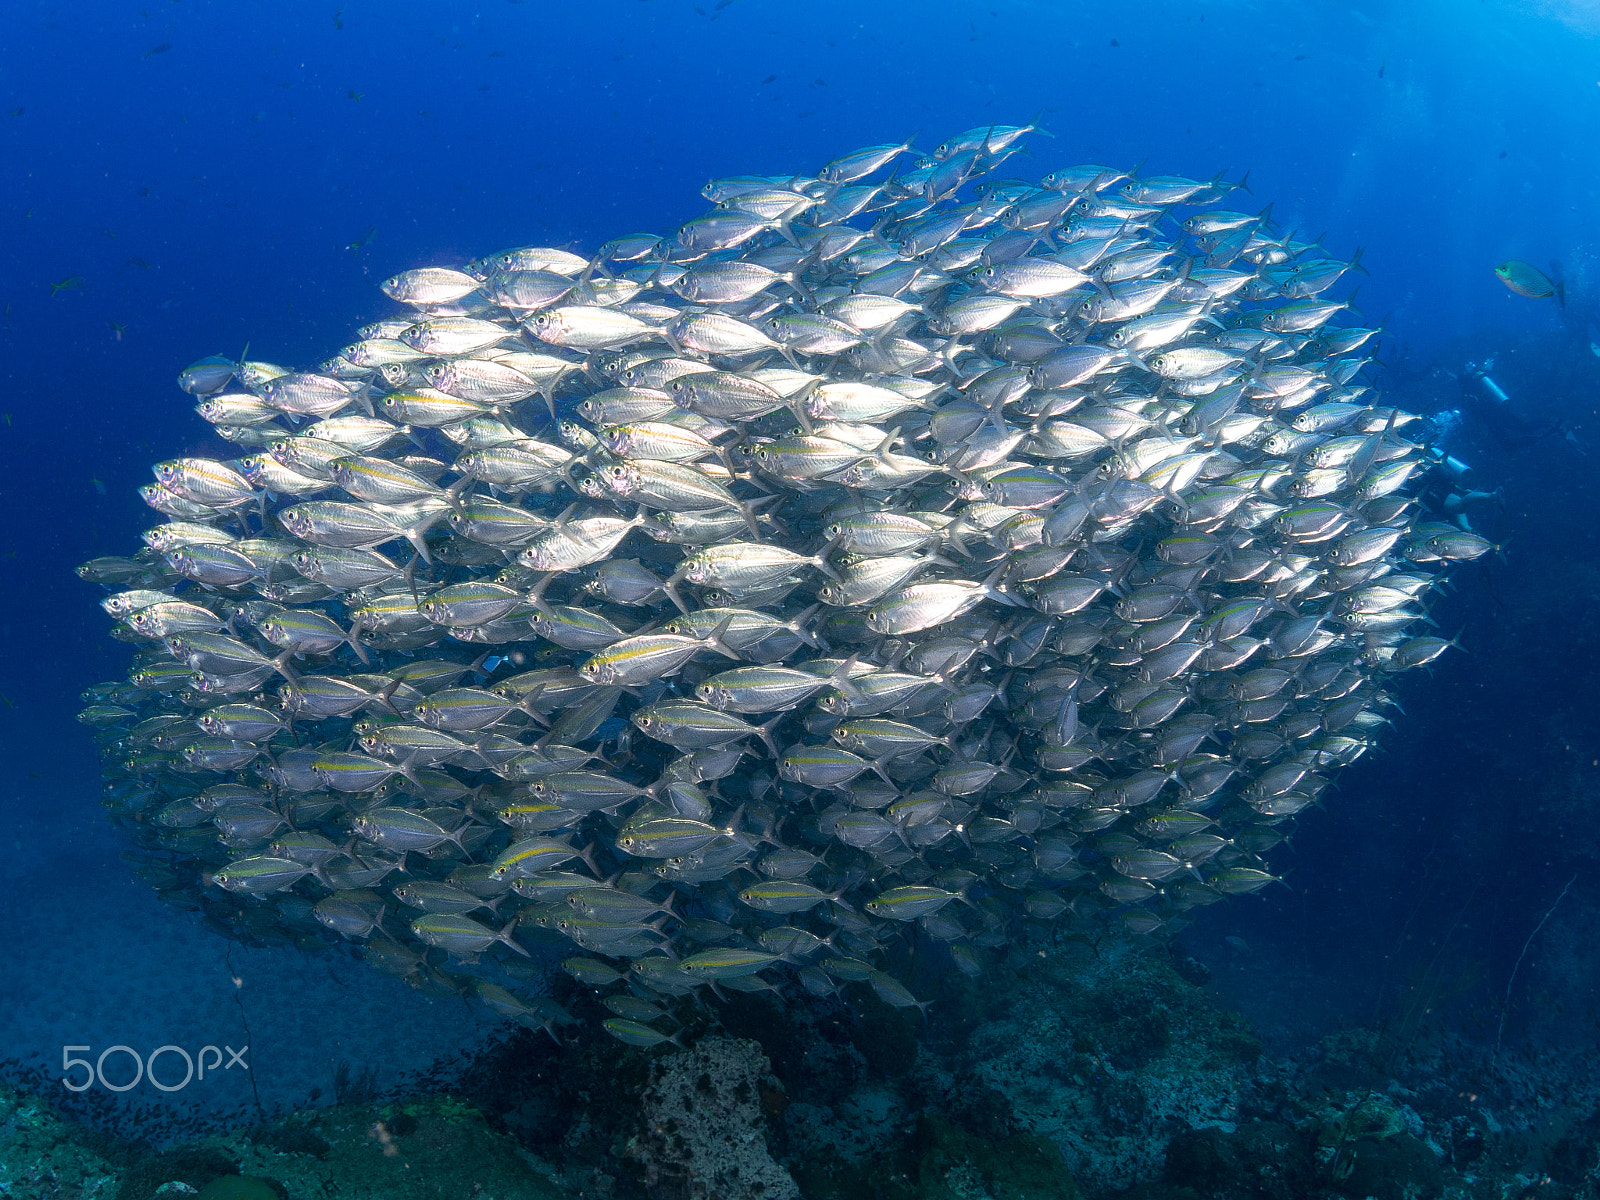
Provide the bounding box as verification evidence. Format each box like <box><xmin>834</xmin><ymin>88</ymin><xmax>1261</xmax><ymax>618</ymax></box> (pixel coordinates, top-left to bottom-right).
<box><xmin>1411</xmin><ymin>362</ymin><xmax>1519</xmax><ymax>529</ymax></box>
<box><xmin>1412</xmin><ymin>358</ymin><xmax>1586</xmax><ymax>529</ymax></box>
<box><xmin>1452</xmin><ymin>360</ymin><xmax>1587</xmax><ymax>457</ymax></box>
<box><xmin>1453</xmin><ymin>359</ymin><xmax>1582</xmax><ymax>451</ymax></box>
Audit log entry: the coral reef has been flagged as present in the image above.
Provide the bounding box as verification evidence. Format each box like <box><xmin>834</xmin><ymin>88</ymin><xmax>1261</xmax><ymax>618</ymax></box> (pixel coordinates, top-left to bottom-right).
<box><xmin>11</xmin><ymin>935</ymin><xmax>1600</xmax><ymax>1200</ymax></box>
<box><xmin>627</xmin><ymin>1037</ymin><xmax>798</xmax><ymax>1200</ymax></box>
<box><xmin>213</xmin><ymin>1094</ymin><xmax>573</xmax><ymax>1200</ymax></box>
<box><xmin>0</xmin><ymin>1082</ymin><xmax>573</xmax><ymax>1200</ymax></box>
<box><xmin>943</xmin><ymin>942</ymin><xmax>1260</xmax><ymax>1191</ymax></box>
<box><xmin>0</xmin><ymin>1081</ymin><xmax>120</xmax><ymax>1199</ymax></box>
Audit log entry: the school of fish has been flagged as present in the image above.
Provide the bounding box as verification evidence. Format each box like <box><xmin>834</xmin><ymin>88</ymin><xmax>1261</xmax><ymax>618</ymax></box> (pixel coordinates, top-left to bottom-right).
<box><xmin>76</xmin><ymin>124</ymin><xmax>1489</xmax><ymax>1047</ymax></box>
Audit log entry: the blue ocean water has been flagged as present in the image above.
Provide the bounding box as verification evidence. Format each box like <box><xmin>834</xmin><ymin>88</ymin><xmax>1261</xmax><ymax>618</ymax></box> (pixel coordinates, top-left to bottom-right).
<box><xmin>2</xmin><ymin>0</ymin><xmax>1598</xmax><ymax>1164</ymax></box>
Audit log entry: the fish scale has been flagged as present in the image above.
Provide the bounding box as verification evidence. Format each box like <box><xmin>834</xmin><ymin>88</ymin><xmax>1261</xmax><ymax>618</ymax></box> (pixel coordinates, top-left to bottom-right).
<box><xmin>78</xmin><ymin>123</ymin><xmax>1481</xmax><ymax>1045</ymax></box>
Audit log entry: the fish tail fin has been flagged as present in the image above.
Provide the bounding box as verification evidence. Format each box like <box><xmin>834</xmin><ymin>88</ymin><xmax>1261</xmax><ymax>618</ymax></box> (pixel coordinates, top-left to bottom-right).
<box><xmin>937</xmin><ymin>336</ymin><xmax>971</xmax><ymax>373</ymax></box>
<box><xmin>575</xmin><ymin>841</ymin><xmax>601</xmax><ymax>877</ymax></box>
<box><xmin>403</xmin><ymin>528</ymin><xmax>433</xmax><ymax>565</ymax></box>
<box><xmin>828</xmin><ymin>652</ymin><xmax>865</xmax><ymax>700</ymax></box>
<box><xmin>705</xmin><ymin>614</ymin><xmax>744</xmax><ymax>661</ymax></box>
<box><xmin>498</xmin><ymin>920</ymin><xmax>530</xmax><ymax>957</ymax></box>
<box><xmin>756</xmin><ymin>713</ymin><xmax>784</xmax><ymax>760</ymax></box>
<box><xmin>375</xmin><ymin>677</ymin><xmax>405</xmax><ymax>717</ymax></box>
<box><xmin>940</xmin><ymin>513</ymin><xmax>972</xmax><ymax>558</ymax></box>
<box><xmin>786</xmin><ymin>602</ymin><xmax>824</xmax><ymax>647</ymax></box>
<box><xmin>525</xmin><ymin>570</ymin><xmax>556</xmax><ymax>613</ymax></box>
<box><xmin>344</xmin><ymin>623</ymin><xmax>372</xmax><ymax>666</ymax></box>
<box><xmin>869</xmin><ymin>425</ymin><xmax>903</xmax><ymax>468</ymax></box>
<box><xmin>773</xmin><ymin>204</ymin><xmax>805</xmax><ymax>249</ymax></box>
<box><xmin>662</xmin><ymin>566</ymin><xmax>691</xmax><ymax>615</ymax></box>
<box><xmin>979</xmin><ymin>560</ymin><xmax>1021</xmax><ymax>606</ymax></box>
<box><xmin>867</xmin><ymin>211</ymin><xmax>897</xmax><ymax>252</ymax></box>
<box><xmin>953</xmin><ymin>819</ymin><xmax>973</xmax><ymax>852</ymax></box>
<box><xmin>270</xmin><ymin>649</ymin><xmax>301</xmax><ymax>685</ymax></box>
<box><xmin>789</xmin><ymin>379</ymin><xmax>820</xmax><ymax>431</ymax></box>
<box><xmin>516</xmin><ymin>685</ymin><xmax>552</xmax><ymax>729</ymax></box>
<box><xmin>786</xmin><ymin>266</ymin><xmax>818</xmax><ymax>308</ymax></box>
<box><xmin>869</xmin><ymin>753</ymin><xmax>896</xmax><ymax>786</ymax></box>
<box><xmin>810</xmin><ymin>536</ymin><xmax>843</xmax><ymax>582</ymax></box>
<box><xmin>736</xmin><ymin>496</ymin><xmax>764</xmax><ymax>539</ymax></box>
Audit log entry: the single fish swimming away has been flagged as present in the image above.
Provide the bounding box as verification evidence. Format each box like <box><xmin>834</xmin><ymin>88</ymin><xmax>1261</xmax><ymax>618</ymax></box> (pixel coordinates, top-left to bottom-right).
<box><xmin>77</xmin><ymin>125</ymin><xmax>1481</xmax><ymax>1048</ymax></box>
<box><xmin>1495</xmin><ymin>258</ymin><xmax>1563</xmax><ymax>306</ymax></box>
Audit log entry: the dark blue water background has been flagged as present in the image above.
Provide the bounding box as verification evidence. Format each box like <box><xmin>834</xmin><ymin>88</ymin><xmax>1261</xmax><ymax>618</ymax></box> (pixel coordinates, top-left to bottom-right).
<box><xmin>3</xmin><ymin>0</ymin><xmax>1598</xmax><ymax>1121</ymax></box>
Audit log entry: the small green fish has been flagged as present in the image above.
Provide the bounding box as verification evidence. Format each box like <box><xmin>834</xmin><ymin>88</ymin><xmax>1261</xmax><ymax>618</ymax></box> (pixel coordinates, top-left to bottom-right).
<box><xmin>678</xmin><ymin>948</ymin><xmax>782</xmax><ymax>979</ymax></box>
<box><xmin>346</xmin><ymin>226</ymin><xmax>378</xmax><ymax>254</ymax></box>
<box><xmin>602</xmin><ymin>1018</ymin><xmax>683</xmax><ymax>1048</ymax></box>
<box><xmin>1495</xmin><ymin>259</ymin><xmax>1563</xmax><ymax>305</ymax></box>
